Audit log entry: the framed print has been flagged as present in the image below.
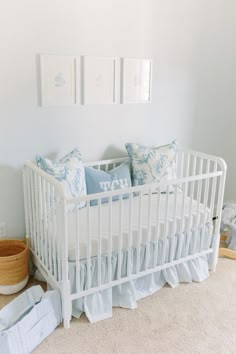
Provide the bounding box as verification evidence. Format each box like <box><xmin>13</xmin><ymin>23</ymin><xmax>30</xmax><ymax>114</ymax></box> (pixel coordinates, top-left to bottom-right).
<box><xmin>82</xmin><ymin>56</ymin><xmax>118</xmax><ymax>104</ymax></box>
<box><xmin>121</xmin><ymin>58</ymin><xmax>152</xmax><ymax>104</ymax></box>
<box><xmin>40</xmin><ymin>54</ymin><xmax>76</xmax><ymax>106</ymax></box>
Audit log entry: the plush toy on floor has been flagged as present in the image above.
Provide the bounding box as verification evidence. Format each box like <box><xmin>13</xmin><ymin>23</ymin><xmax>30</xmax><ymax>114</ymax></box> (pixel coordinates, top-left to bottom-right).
<box><xmin>219</xmin><ymin>204</ymin><xmax>236</xmax><ymax>259</ymax></box>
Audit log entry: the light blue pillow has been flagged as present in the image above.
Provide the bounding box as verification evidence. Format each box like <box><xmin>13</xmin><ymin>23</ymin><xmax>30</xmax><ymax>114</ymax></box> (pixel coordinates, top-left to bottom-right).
<box><xmin>125</xmin><ymin>140</ymin><xmax>177</xmax><ymax>191</ymax></box>
<box><xmin>36</xmin><ymin>148</ymin><xmax>87</xmax><ymax>209</ymax></box>
<box><xmin>85</xmin><ymin>162</ymin><xmax>132</xmax><ymax>206</ymax></box>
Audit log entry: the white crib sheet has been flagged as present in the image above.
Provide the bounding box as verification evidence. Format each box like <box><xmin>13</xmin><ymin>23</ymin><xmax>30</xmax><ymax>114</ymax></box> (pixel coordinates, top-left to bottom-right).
<box><xmin>67</xmin><ymin>194</ymin><xmax>211</xmax><ymax>261</ymax></box>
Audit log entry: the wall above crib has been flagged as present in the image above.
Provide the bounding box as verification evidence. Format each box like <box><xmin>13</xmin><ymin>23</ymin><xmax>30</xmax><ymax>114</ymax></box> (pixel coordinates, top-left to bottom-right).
<box><xmin>0</xmin><ymin>0</ymin><xmax>235</xmax><ymax>237</ymax></box>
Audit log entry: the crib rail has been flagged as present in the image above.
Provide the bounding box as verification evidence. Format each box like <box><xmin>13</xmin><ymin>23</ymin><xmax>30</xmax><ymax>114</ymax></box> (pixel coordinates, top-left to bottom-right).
<box><xmin>23</xmin><ymin>149</ymin><xmax>226</xmax><ymax>328</ymax></box>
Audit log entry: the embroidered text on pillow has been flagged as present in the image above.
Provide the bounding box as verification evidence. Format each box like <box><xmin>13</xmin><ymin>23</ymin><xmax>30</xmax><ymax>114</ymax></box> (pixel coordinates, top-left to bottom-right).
<box><xmin>99</xmin><ymin>178</ymin><xmax>129</xmax><ymax>192</ymax></box>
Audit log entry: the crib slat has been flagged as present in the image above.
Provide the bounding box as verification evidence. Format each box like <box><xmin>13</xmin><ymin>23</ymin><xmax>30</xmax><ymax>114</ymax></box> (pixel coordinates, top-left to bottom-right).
<box><xmin>207</xmin><ymin>162</ymin><xmax>218</xmax><ymax>249</ymax></box>
<box><xmin>48</xmin><ymin>182</ymin><xmax>54</xmax><ymax>277</ymax></box>
<box><xmin>42</xmin><ymin>179</ymin><xmax>51</xmax><ymax>273</ymax></box>
<box><xmin>46</xmin><ymin>182</ymin><xmax>50</xmax><ymax>273</ymax></box>
<box><xmin>35</xmin><ymin>173</ymin><xmax>41</xmax><ymax>260</ymax></box>
<box><xmin>76</xmin><ymin>202</ymin><xmax>80</xmax><ymax>293</ymax></box>
<box><xmin>108</xmin><ymin>197</ymin><xmax>113</xmax><ymax>283</ymax></box>
<box><xmin>209</xmin><ymin>162</ymin><xmax>218</xmax><ymax>219</ymax></box>
<box><xmin>200</xmin><ymin>160</ymin><xmax>210</xmax><ymax>251</ymax></box>
<box><xmin>41</xmin><ymin>178</ymin><xmax>46</xmax><ymax>267</ymax></box>
<box><xmin>192</xmin><ymin>155</ymin><xmax>197</xmax><ymax>176</ymax></box>
<box><xmin>48</xmin><ymin>186</ymin><xmax>54</xmax><ymax>277</ymax></box>
<box><xmin>185</xmin><ymin>153</ymin><xmax>190</xmax><ymax>178</ymax></box>
<box><xmin>128</xmin><ymin>193</ymin><xmax>133</xmax><ymax>276</ymax></box>
<box><xmin>38</xmin><ymin>176</ymin><xmax>45</xmax><ymax>268</ymax></box>
<box><xmin>136</xmin><ymin>192</ymin><xmax>143</xmax><ymax>274</ymax></box>
<box><xmin>118</xmin><ymin>196</ymin><xmax>123</xmax><ymax>280</ymax></box>
<box><xmin>50</xmin><ymin>185</ymin><xmax>57</xmax><ymax>280</ymax></box>
<box><xmin>98</xmin><ymin>199</ymin><xmax>102</xmax><ymax>287</ymax></box>
<box><xmin>154</xmin><ymin>188</ymin><xmax>161</xmax><ymax>267</ymax></box>
<box><xmin>180</xmin><ymin>181</ymin><xmax>187</xmax><ymax>235</ymax></box>
<box><xmin>35</xmin><ymin>174</ymin><xmax>42</xmax><ymax>264</ymax></box>
<box><xmin>60</xmin><ymin>195</ymin><xmax>69</xmax><ymax>285</ymax></box>
<box><xmin>38</xmin><ymin>175</ymin><xmax>45</xmax><ymax>266</ymax></box>
<box><xmin>177</xmin><ymin>180</ymin><xmax>187</xmax><ymax>260</ymax></box>
<box><xmin>169</xmin><ymin>184</ymin><xmax>178</xmax><ymax>262</ymax></box>
<box><xmin>193</xmin><ymin>158</ymin><xmax>203</xmax><ymax>254</ymax></box>
<box><xmin>26</xmin><ymin>168</ymin><xmax>34</xmax><ymax>249</ymax></box>
<box><xmin>30</xmin><ymin>170</ymin><xmax>36</xmax><ymax>253</ymax></box>
<box><xmin>48</xmin><ymin>185</ymin><xmax>53</xmax><ymax>276</ymax></box>
<box><xmin>56</xmin><ymin>196</ymin><xmax>62</xmax><ymax>281</ymax></box>
<box><xmin>180</xmin><ymin>151</ymin><xmax>185</xmax><ymax>178</ymax></box>
<box><xmin>31</xmin><ymin>172</ymin><xmax>39</xmax><ymax>256</ymax></box>
<box><xmin>185</xmin><ymin>179</ymin><xmax>194</xmax><ymax>257</ymax></box>
<box><xmin>60</xmin><ymin>196</ymin><xmax>69</xmax><ymax>289</ymax></box>
<box><xmin>162</xmin><ymin>186</ymin><xmax>169</xmax><ymax>265</ymax></box>
<box><xmin>188</xmin><ymin>154</ymin><xmax>197</xmax><ymax>256</ymax></box>
<box><xmin>23</xmin><ymin>170</ymin><xmax>29</xmax><ymax>240</ymax></box>
<box><xmin>87</xmin><ymin>202</ymin><xmax>91</xmax><ymax>289</ymax></box>
<box><xmin>145</xmin><ymin>190</ymin><xmax>152</xmax><ymax>271</ymax></box>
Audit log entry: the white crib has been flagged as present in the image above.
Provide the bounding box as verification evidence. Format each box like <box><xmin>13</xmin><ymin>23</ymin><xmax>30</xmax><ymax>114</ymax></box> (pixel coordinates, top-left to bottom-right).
<box><xmin>23</xmin><ymin>148</ymin><xmax>226</xmax><ymax>328</ymax></box>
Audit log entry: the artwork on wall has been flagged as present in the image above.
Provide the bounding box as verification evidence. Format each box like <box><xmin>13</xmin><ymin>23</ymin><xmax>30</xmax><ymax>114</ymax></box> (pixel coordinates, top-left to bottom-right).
<box><xmin>39</xmin><ymin>54</ymin><xmax>152</xmax><ymax>106</ymax></box>
<box><xmin>121</xmin><ymin>58</ymin><xmax>152</xmax><ymax>104</ymax></box>
<box><xmin>82</xmin><ymin>56</ymin><xmax>118</xmax><ymax>104</ymax></box>
<box><xmin>40</xmin><ymin>54</ymin><xmax>76</xmax><ymax>106</ymax></box>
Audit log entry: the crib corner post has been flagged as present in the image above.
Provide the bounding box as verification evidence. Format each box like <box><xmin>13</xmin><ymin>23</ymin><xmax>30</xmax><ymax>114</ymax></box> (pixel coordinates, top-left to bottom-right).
<box><xmin>61</xmin><ymin>280</ymin><xmax>72</xmax><ymax>329</ymax></box>
<box><xmin>57</xmin><ymin>196</ymin><xmax>71</xmax><ymax>328</ymax></box>
<box><xmin>210</xmin><ymin>160</ymin><xmax>227</xmax><ymax>273</ymax></box>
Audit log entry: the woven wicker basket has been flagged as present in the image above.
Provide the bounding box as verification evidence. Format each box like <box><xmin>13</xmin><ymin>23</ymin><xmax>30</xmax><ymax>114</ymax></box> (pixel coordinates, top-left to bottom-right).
<box><xmin>0</xmin><ymin>239</ymin><xmax>29</xmax><ymax>287</ymax></box>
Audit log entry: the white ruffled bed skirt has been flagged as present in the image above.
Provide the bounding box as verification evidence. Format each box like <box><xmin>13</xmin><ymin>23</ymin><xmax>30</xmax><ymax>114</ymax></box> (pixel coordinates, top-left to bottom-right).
<box><xmin>69</xmin><ymin>224</ymin><xmax>215</xmax><ymax>323</ymax></box>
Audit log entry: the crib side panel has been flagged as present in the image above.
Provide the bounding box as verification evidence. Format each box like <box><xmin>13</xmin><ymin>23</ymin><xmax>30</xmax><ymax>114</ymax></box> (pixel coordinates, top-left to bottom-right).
<box><xmin>70</xmin><ymin>166</ymin><xmax>224</xmax><ymax>299</ymax></box>
<box><xmin>176</xmin><ymin>149</ymin><xmax>227</xmax><ymax>269</ymax></box>
<box><xmin>23</xmin><ymin>162</ymin><xmax>66</xmax><ymax>285</ymax></box>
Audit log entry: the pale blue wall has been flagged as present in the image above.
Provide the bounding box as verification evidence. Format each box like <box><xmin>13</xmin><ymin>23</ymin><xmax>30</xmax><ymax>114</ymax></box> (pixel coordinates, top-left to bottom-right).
<box><xmin>0</xmin><ymin>0</ymin><xmax>235</xmax><ymax>236</ymax></box>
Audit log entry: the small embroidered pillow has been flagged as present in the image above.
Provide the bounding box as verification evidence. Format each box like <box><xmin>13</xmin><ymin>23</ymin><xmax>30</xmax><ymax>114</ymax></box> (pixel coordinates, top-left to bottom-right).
<box><xmin>36</xmin><ymin>148</ymin><xmax>87</xmax><ymax>209</ymax></box>
<box><xmin>125</xmin><ymin>140</ymin><xmax>177</xmax><ymax>191</ymax></box>
<box><xmin>85</xmin><ymin>162</ymin><xmax>132</xmax><ymax>206</ymax></box>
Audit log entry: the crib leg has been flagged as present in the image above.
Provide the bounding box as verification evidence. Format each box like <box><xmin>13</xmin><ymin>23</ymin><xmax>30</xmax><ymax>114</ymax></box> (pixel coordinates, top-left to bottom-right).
<box><xmin>47</xmin><ymin>283</ymin><xmax>52</xmax><ymax>291</ymax></box>
<box><xmin>62</xmin><ymin>300</ymin><xmax>72</xmax><ymax>329</ymax></box>
<box><xmin>209</xmin><ymin>233</ymin><xmax>221</xmax><ymax>272</ymax></box>
<box><xmin>209</xmin><ymin>251</ymin><xmax>218</xmax><ymax>272</ymax></box>
<box><xmin>63</xmin><ymin>318</ymin><xmax>71</xmax><ymax>329</ymax></box>
<box><xmin>209</xmin><ymin>263</ymin><xmax>217</xmax><ymax>272</ymax></box>
<box><xmin>61</xmin><ymin>280</ymin><xmax>72</xmax><ymax>329</ymax></box>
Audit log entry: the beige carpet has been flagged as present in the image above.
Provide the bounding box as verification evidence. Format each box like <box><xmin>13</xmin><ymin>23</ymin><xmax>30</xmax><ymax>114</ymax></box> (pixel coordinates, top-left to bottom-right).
<box><xmin>1</xmin><ymin>258</ymin><xmax>236</xmax><ymax>353</ymax></box>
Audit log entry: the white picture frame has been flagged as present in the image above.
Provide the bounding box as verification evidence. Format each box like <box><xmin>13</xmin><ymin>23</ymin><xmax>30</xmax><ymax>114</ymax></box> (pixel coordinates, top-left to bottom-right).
<box><xmin>40</xmin><ymin>54</ymin><xmax>76</xmax><ymax>106</ymax></box>
<box><xmin>82</xmin><ymin>56</ymin><xmax>118</xmax><ymax>104</ymax></box>
<box><xmin>121</xmin><ymin>58</ymin><xmax>152</xmax><ymax>104</ymax></box>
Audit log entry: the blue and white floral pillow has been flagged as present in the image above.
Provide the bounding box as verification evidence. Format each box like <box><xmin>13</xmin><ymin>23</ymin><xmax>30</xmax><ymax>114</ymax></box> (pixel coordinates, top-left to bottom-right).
<box><xmin>36</xmin><ymin>148</ymin><xmax>87</xmax><ymax>209</ymax></box>
<box><xmin>125</xmin><ymin>140</ymin><xmax>177</xmax><ymax>191</ymax></box>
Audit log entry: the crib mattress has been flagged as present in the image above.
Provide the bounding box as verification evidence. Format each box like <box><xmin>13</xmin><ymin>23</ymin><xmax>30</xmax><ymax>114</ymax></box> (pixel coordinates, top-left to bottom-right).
<box><xmin>67</xmin><ymin>194</ymin><xmax>211</xmax><ymax>261</ymax></box>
